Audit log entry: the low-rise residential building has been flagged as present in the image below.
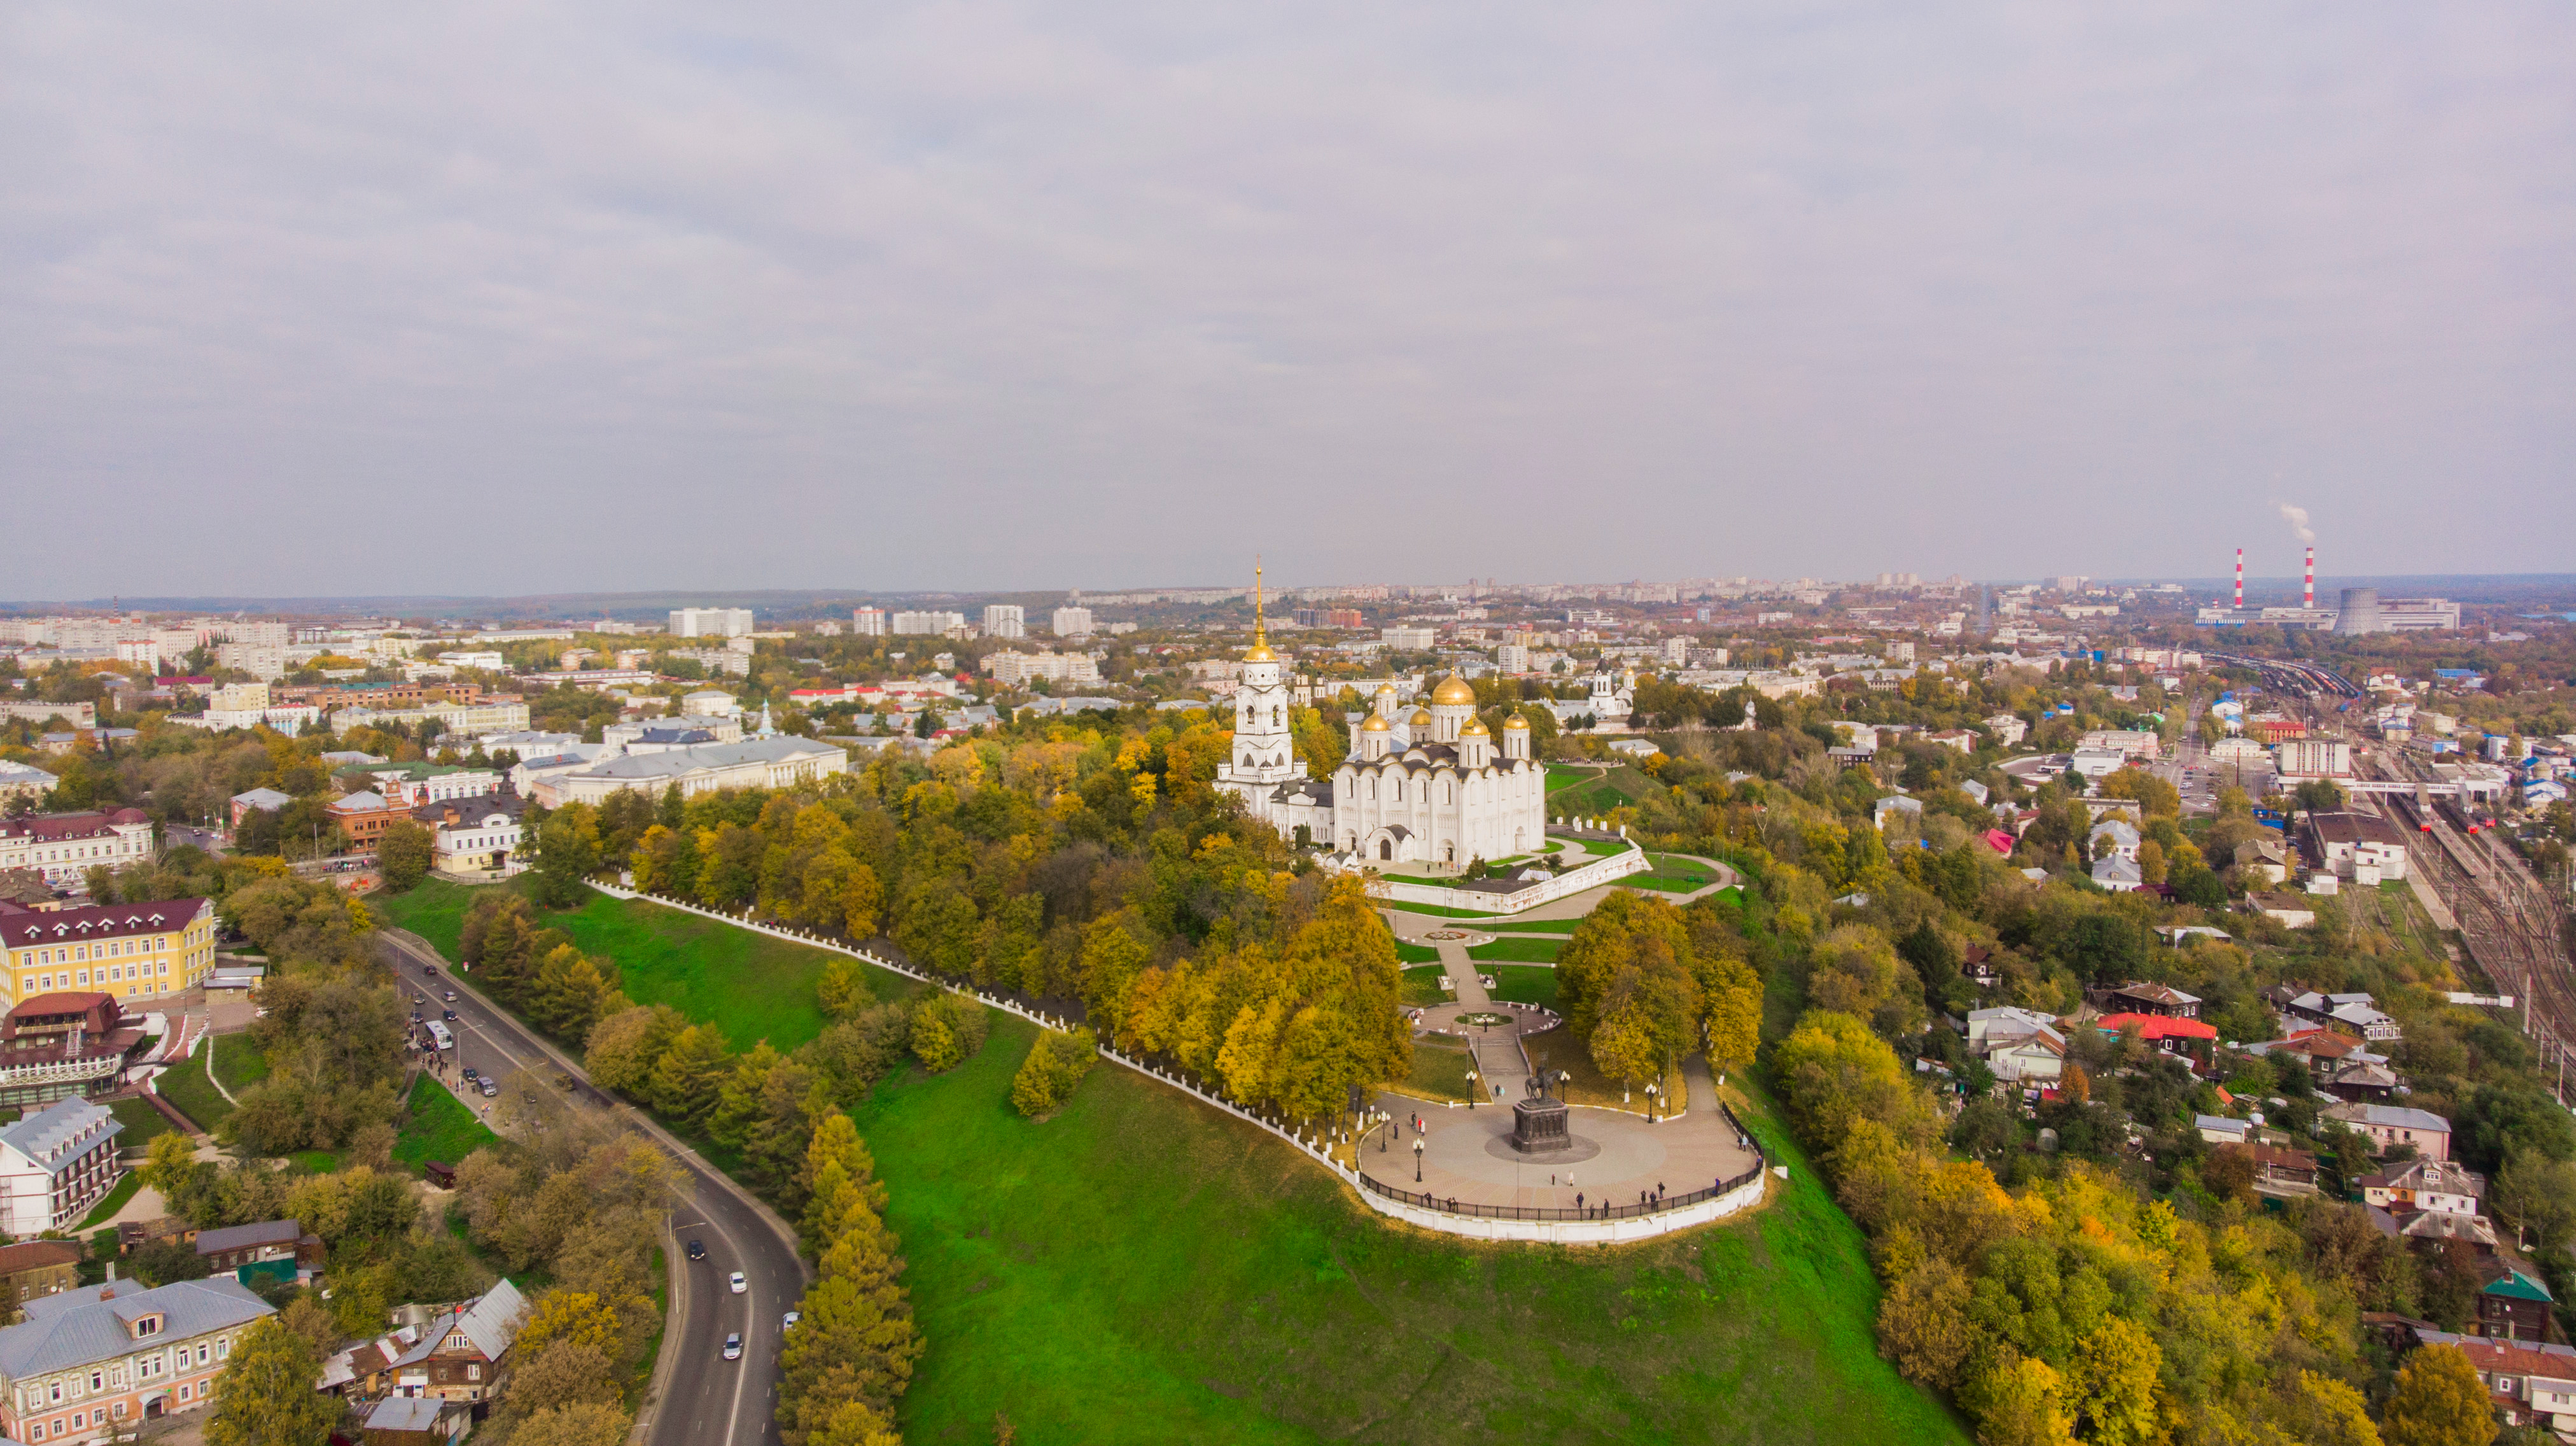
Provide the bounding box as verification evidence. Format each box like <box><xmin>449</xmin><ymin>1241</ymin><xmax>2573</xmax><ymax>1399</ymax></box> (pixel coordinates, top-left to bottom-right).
<box><xmin>363</xmin><ymin>1394</ymin><xmax>473</xmax><ymax>1445</ymax></box>
<box><xmin>601</xmin><ymin>714</ymin><xmax>741</xmax><ymax>750</ymax></box>
<box><xmin>227</xmin><ymin>789</ymin><xmax>292</xmax><ymax>827</ymax></box>
<box><xmin>193</xmin><ymin>1220</ymin><xmax>321</xmax><ymax>1275</ymax></box>
<box><xmin>2323</xmin><ymin>1102</ymin><xmax>2451</xmax><ymax>1162</ymax></box>
<box><xmin>2302</xmin><ymin>811</ymin><xmax>2412</xmax><ymax>883</ymax></box>
<box><xmin>2092</xmin><ymin>1012</ymin><xmax>2216</xmax><ymax>1067</ymax></box>
<box><xmin>0</xmin><ymin>764</ymin><xmax>56</xmax><ymax>807</ymax></box>
<box><xmin>2478</xmin><ymin>1269</ymin><xmax>2558</xmax><ymax>1344</ymax></box>
<box><xmin>2090</xmin><ymin>854</ymin><xmax>2143</xmax><ymax>892</ymax></box>
<box><xmin>2195</xmin><ymin>1114</ymin><xmax>2253</xmax><ymax>1146</ymax></box>
<box><xmin>2445</xmin><ymin>1336</ymin><xmax>2576</xmax><ymax>1433</ymax></box>
<box><xmin>2246</xmin><ymin>1144</ymin><xmax>2320</xmax><ymax>1198</ymax></box>
<box><xmin>1982</xmin><ymin>714</ymin><xmax>2029</xmax><ymax>747</ymax></box>
<box><xmin>0</xmin><ymin>1099</ymin><xmax>123</xmax><ymax>1235</ymax></box>
<box><xmin>0</xmin><ymin>812</ymin><xmax>156</xmax><ymax>890</ymax></box>
<box><xmin>0</xmin><ymin>1242</ymin><xmax>81</xmax><ymax>1324</ymax></box>
<box><xmin>411</xmin><ymin>796</ymin><xmax>528</xmax><ymax>876</ymax></box>
<box><xmin>0</xmin><ymin>1275</ymin><xmax>275</xmax><ymax>1438</ymax></box>
<box><xmin>2358</xmin><ymin>1158</ymin><xmax>2484</xmax><ymax>1217</ymax></box>
<box><xmin>0</xmin><ymin>898</ymin><xmax>219</xmax><ymax>1009</ymax></box>
<box><xmin>2101</xmin><ymin>983</ymin><xmax>2201</xmax><ymax>1018</ymax></box>
<box><xmin>2284</xmin><ymin>990</ymin><xmax>2402</xmax><ymax>1042</ymax></box>
<box><xmin>321</xmin><ymin>1280</ymin><xmax>524</xmax><ymax>1407</ymax></box>
<box><xmin>2087</xmin><ymin>819</ymin><xmax>2141</xmax><ymax>860</ymax></box>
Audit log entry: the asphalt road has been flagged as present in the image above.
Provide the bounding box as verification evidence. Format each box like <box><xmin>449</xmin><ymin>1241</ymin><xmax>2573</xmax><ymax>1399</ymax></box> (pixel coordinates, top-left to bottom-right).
<box><xmin>375</xmin><ymin>929</ymin><xmax>804</xmax><ymax>1446</ymax></box>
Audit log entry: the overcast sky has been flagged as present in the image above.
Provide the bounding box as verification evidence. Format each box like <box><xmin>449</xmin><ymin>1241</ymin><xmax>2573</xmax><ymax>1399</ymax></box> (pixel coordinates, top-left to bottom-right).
<box><xmin>4</xmin><ymin>2</ymin><xmax>2570</xmax><ymax>600</ymax></box>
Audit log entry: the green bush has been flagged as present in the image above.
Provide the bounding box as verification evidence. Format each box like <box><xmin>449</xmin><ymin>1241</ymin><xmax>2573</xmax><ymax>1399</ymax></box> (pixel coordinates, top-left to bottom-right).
<box><xmin>910</xmin><ymin>992</ymin><xmax>990</xmax><ymax>1074</ymax></box>
<box><xmin>1010</xmin><ymin>1027</ymin><xmax>1099</xmax><ymax>1118</ymax></box>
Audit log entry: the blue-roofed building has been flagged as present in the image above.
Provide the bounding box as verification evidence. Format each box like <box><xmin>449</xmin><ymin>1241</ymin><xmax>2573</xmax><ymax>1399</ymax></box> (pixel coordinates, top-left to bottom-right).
<box><xmin>0</xmin><ymin>1099</ymin><xmax>122</xmax><ymax>1236</ymax></box>
<box><xmin>0</xmin><ymin>1275</ymin><xmax>273</xmax><ymax>1439</ymax></box>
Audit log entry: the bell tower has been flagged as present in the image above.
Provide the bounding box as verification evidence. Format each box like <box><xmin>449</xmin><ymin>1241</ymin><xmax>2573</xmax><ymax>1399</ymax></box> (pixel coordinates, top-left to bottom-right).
<box><xmin>1217</xmin><ymin>561</ymin><xmax>1306</xmax><ymax>820</ymax></box>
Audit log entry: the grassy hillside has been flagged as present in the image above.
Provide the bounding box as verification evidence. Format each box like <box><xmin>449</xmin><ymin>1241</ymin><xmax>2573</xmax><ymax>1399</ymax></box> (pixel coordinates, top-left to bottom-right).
<box><xmin>384</xmin><ymin>883</ymin><xmax>1964</xmax><ymax>1445</ymax></box>
<box><xmin>1546</xmin><ymin>764</ymin><xmax>1656</xmax><ymax>818</ymax></box>
<box><xmin>857</xmin><ymin>1012</ymin><xmax>1963</xmax><ymax>1445</ymax></box>
<box><xmin>157</xmin><ymin>1042</ymin><xmax>233</xmax><ymax>1131</ymax></box>
<box><xmin>379</xmin><ymin>879</ymin><xmax>886</xmax><ymax>1052</ymax></box>
<box><xmin>396</xmin><ymin>1077</ymin><xmax>501</xmax><ymax>1173</ymax></box>
<box><xmin>1467</xmin><ymin>936</ymin><xmax>1561</xmax><ymax>963</ymax></box>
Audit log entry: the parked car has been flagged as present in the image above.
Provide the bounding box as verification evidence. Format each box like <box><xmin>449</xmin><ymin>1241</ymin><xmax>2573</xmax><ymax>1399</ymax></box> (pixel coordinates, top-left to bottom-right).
<box><xmin>722</xmin><ymin>1333</ymin><xmax>741</xmax><ymax>1361</ymax></box>
<box><xmin>480</xmin><ymin>1079</ymin><xmax>499</xmax><ymax>1098</ymax></box>
<box><xmin>782</xmin><ymin>1310</ymin><xmax>800</xmax><ymax>1332</ymax></box>
<box><xmin>461</xmin><ymin>1067</ymin><xmax>479</xmax><ymax>1082</ymax></box>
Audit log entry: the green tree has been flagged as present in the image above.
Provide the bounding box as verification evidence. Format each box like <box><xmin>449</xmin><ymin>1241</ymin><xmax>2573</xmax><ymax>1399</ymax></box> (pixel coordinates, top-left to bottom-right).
<box><xmin>206</xmin><ymin>1317</ymin><xmax>340</xmax><ymax>1446</ymax></box>
<box><xmin>1010</xmin><ymin>1027</ymin><xmax>1098</xmax><ymax>1118</ymax></box>
<box><xmin>648</xmin><ymin>1023</ymin><xmax>731</xmax><ymax>1125</ymax></box>
<box><xmin>2383</xmin><ymin>1343</ymin><xmax>2496</xmax><ymax>1446</ymax></box>
<box><xmin>2068</xmin><ymin>1317</ymin><xmax>2160</xmax><ymax>1446</ymax></box>
<box><xmin>532</xmin><ymin>805</ymin><xmax>604</xmax><ymax>907</ymax></box>
<box><xmin>377</xmin><ymin>819</ymin><xmax>435</xmax><ymax>892</ymax></box>
<box><xmin>816</xmin><ymin>958</ymin><xmax>871</xmax><ymax>1020</ymax></box>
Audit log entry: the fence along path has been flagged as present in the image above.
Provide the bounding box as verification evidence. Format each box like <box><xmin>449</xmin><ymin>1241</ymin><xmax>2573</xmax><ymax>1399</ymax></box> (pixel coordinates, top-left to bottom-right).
<box><xmin>585</xmin><ymin>881</ymin><xmax>1768</xmax><ymax>1242</ymax></box>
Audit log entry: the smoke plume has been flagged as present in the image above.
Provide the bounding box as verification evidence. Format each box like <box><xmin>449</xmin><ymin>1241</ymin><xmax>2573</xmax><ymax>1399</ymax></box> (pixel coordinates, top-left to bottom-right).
<box><xmin>2278</xmin><ymin>503</ymin><xmax>2316</xmax><ymax>545</ymax></box>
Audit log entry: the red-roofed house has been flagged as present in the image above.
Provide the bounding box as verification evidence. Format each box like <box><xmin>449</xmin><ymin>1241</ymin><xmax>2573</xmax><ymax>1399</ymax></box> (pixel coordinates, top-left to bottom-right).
<box><xmin>2449</xmin><ymin>1337</ymin><xmax>2576</xmax><ymax>1433</ymax></box>
<box><xmin>1981</xmin><ymin>829</ymin><xmax>2016</xmax><ymax>855</ymax></box>
<box><xmin>2093</xmin><ymin>1012</ymin><xmax>2218</xmax><ymax>1068</ymax></box>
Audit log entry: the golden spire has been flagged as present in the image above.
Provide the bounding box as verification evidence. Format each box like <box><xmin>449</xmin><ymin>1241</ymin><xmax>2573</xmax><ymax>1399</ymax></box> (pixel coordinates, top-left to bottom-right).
<box><xmin>1245</xmin><ymin>558</ymin><xmax>1278</xmax><ymax>662</ymax></box>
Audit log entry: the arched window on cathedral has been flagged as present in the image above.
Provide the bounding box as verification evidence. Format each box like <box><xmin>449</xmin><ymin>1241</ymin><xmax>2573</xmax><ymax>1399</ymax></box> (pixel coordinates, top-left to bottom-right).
<box><xmin>1443</xmin><ymin>783</ymin><xmax>1453</xmax><ymax>804</ymax></box>
<box><xmin>1241</xmin><ymin>754</ymin><xmax>1253</xmax><ymax>769</ymax></box>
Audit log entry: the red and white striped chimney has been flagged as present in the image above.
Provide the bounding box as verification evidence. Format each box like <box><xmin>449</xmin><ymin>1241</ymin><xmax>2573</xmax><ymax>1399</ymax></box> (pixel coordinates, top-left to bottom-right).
<box><xmin>2234</xmin><ymin>549</ymin><xmax>2244</xmax><ymax>608</ymax></box>
<box><xmin>2304</xmin><ymin>546</ymin><xmax>2314</xmax><ymax>609</ymax></box>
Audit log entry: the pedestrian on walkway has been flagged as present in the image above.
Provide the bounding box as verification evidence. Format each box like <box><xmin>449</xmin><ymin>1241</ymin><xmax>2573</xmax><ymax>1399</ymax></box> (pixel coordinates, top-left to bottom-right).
<box><xmin>1575</xmin><ymin>1192</ymin><xmax>1584</xmax><ymax>1212</ymax></box>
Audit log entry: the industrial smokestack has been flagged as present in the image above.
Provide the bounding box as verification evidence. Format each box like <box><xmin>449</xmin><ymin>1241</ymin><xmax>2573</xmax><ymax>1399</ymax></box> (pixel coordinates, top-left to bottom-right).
<box><xmin>2304</xmin><ymin>547</ymin><xmax>2314</xmax><ymax>609</ymax></box>
<box><xmin>2235</xmin><ymin>549</ymin><xmax>2244</xmax><ymax>608</ymax></box>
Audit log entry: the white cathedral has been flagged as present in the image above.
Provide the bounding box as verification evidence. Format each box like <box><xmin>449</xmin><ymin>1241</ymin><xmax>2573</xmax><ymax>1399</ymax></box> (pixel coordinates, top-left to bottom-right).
<box><xmin>1215</xmin><ymin>587</ymin><xmax>1548</xmax><ymax>867</ymax></box>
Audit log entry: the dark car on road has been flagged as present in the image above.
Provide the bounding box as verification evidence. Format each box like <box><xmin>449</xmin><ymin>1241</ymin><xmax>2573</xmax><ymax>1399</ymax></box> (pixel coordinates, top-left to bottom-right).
<box><xmin>687</xmin><ymin>1239</ymin><xmax>707</xmax><ymax>1261</ymax></box>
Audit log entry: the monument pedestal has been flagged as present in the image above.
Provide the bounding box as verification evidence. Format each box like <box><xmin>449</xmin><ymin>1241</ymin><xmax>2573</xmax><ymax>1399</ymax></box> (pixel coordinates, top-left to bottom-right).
<box><xmin>1511</xmin><ymin>1097</ymin><xmax>1571</xmax><ymax>1154</ymax></box>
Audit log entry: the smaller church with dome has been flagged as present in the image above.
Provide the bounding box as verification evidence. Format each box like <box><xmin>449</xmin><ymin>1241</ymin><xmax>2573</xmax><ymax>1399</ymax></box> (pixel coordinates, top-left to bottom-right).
<box><xmin>1215</xmin><ymin>573</ymin><xmax>1548</xmax><ymax>867</ymax></box>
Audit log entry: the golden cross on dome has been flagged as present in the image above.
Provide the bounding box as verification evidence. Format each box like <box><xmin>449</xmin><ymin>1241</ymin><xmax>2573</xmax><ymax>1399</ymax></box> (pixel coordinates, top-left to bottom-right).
<box><xmin>1253</xmin><ymin>557</ymin><xmax>1266</xmax><ymax>647</ymax></box>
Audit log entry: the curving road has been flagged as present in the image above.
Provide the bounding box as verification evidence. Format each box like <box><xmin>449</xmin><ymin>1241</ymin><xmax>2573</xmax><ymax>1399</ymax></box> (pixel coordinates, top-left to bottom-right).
<box><xmin>375</xmin><ymin>927</ymin><xmax>806</xmax><ymax>1446</ymax></box>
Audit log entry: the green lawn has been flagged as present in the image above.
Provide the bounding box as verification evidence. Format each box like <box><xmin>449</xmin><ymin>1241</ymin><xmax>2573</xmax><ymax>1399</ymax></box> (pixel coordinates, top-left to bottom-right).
<box><xmin>210</xmin><ymin>1034</ymin><xmax>269</xmax><ymax>1093</ymax></box>
<box><xmin>395</xmin><ymin>1077</ymin><xmax>501</xmax><ymax>1173</ymax></box>
<box><xmin>1380</xmin><ymin>903</ymin><xmax>1511</xmax><ymax>920</ymax></box>
<box><xmin>1401</xmin><ymin>965</ymin><xmax>1452</xmax><ymax>1007</ymax></box>
<box><xmin>1562</xmin><ymin>834</ymin><xmax>1634</xmax><ymax>858</ymax></box>
<box><xmin>1395</xmin><ymin>942</ymin><xmax>1442</xmax><ymax>965</ymax></box>
<box><xmin>76</xmin><ymin>1173</ymin><xmax>143</xmax><ymax>1232</ymax></box>
<box><xmin>108</xmin><ymin>1096</ymin><xmax>174</xmax><ymax>1155</ymax></box>
<box><xmin>1486</xmin><ymin>965</ymin><xmax>1560</xmax><ymax>1013</ymax></box>
<box><xmin>1476</xmin><ymin>918</ymin><xmax>1587</xmax><ymax>934</ymax></box>
<box><xmin>157</xmin><ymin>1043</ymin><xmax>233</xmax><ymax>1131</ymax></box>
<box><xmin>850</xmin><ymin>1012</ymin><xmax>1966</xmax><ymax>1445</ymax></box>
<box><xmin>1548</xmin><ymin>764</ymin><xmax>1656</xmax><ymax>818</ymax></box>
<box><xmin>379</xmin><ymin>879</ymin><xmax>914</xmax><ymax>1053</ymax></box>
<box><xmin>1468</xmin><ymin>936</ymin><xmax>1562</xmax><ymax>963</ymax></box>
<box><xmin>290</xmin><ymin>1150</ymin><xmax>341</xmax><ymax>1172</ymax></box>
<box><xmin>1399</xmin><ymin>1036</ymin><xmax>1477</xmax><ymax>1103</ymax></box>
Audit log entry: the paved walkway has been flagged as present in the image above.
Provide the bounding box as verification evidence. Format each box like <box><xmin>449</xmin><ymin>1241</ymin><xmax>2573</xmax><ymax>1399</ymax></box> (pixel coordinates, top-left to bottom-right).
<box><xmin>1383</xmin><ymin>850</ymin><xmax>1740</xmax><ymax>934</ymax></box>
<box><xmin>1362</xmin><ymin>1055</ymin><xmax>1756</xmax><ymax>1214</ymax></box>
<box><xmin>1425</xmin><ymin>933</ymin><xmax>1528</xmax><ymax>1101</ymax></box>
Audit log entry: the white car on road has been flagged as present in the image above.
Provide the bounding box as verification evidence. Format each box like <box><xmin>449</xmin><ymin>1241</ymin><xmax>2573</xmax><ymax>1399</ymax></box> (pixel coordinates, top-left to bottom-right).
<box><xmin>729</xmin><ymin>1271</ymin><xmax>746</xmax><ymax>1295</ymax></box>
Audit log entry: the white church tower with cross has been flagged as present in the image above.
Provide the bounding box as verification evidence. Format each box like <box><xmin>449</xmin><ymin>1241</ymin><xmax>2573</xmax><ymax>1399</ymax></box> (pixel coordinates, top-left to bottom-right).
<box><xmin>1215</xmin><ymin>564</ymin><xmax>1309</xmax><ymax>814</ymax></box>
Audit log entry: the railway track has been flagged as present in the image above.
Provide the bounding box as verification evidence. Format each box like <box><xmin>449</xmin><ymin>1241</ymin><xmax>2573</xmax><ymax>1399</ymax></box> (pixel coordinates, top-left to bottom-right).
<box><xmin>2372</xmin><ymin>754</ymin><xmax>2576</xmax><ymax>1086</ymax></box>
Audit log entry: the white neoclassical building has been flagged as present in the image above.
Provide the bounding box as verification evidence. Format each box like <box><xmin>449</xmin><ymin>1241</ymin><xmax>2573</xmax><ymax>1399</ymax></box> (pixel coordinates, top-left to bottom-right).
<box><xmin>1215</xmin><ymin>584</ymin><xmax>1547</xmax><ymax>866</ymax></box>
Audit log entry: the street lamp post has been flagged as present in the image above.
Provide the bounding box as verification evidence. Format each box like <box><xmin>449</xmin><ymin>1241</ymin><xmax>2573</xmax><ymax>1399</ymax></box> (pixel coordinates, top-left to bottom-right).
<box><xmin>1644</xmin><ymin>1081</ymin><xmax>1659</xmax><ymax>1121</ymax></box>
<box><xmin>1413</xmin><ymin>1135</ymin><xmax>1425</xmax><ymax>1183</ymax></box>
<box><xmin>1466</xmin><ymin>1069</ymin><xmax>1478</xmax><ymax>1109</ymax></box>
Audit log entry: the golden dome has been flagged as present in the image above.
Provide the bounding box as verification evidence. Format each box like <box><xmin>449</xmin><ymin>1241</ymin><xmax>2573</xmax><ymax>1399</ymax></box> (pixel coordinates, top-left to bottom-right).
<box><xmin>1244</xmin><ymin>641</ymin><xmax>1277</xmax><ymax>662</ymax></box>
<box><xmin>1502</xmin><ymin>712</ymin><xmax>1530</xmax><ymax>731</ymax></box>
<box><xmin>1375</xmin><ymin>682</ymin><xmax>1397</xmax><ymax>695</ymax></box>
<box><xmin>1361</xmin><ymin>713</ymin><xmax>1391</xmax><ymax>732</ymax></box>
<box><xmin>1408</xmin><ymin>707</ymin><xmax>1434</xmax><ymax>727</ymax></box>
<box><xmin>1460</xmin><ymin>718</ymin><xmax>1489</xmax><ymax>737</ymax></box>
<box><xmin>1431</xmin><ymin>674</ymin><xmax>1476</xmax><ymax>705</ymax></box>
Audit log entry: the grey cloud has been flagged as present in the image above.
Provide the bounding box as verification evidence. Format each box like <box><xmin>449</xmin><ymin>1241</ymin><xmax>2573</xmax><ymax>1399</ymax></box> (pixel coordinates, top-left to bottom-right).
<box><xmin>1</xmin><ymin>1</ymin><xmax>2569</xmax><ymax>596</ymax></box>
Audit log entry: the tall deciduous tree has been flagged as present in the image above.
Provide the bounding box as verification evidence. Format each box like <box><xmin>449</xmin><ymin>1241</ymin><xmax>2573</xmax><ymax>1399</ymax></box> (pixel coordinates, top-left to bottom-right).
<box><xmin>2383</xmin><ymin>1344</ymin><xmax>2495</xmax><ymax>1446</ymax></box>
<box><xmin>206</xmin><ymin>1317</ymin><xmax>340</xmax><ymax>1446</ymax></box>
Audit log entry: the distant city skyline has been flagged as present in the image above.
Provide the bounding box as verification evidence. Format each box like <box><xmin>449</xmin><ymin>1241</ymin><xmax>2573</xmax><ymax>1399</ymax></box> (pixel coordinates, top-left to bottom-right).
<box><xmin>5</xmin><ymin>2</ymin><xmax>2569</xmax><ymax>596</ymax></box>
